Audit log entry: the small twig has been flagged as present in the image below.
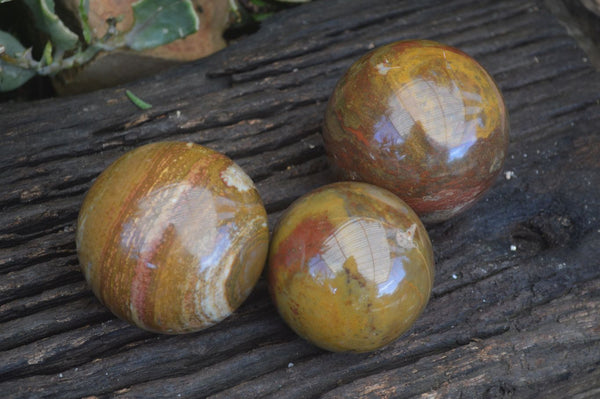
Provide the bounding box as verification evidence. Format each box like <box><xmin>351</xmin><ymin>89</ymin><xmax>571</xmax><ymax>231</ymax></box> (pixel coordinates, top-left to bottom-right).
<box><xmin>126</xmin><ymin>89</ymin><xmax>152</xmax><ymax>110</ymax></box>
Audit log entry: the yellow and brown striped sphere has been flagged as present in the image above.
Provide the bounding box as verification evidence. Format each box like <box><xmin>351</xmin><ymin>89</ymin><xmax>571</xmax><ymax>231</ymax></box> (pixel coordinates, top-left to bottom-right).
<box><xmin>323</xmin><ymin>40</ymin><xmax>509</xmax><ymax>223</ymax></box>
<box><xmin>76</xmin><ymin>142</ymin><xmax>268</xmax><ymax>333</ymax></box>
<box><xmin>268</xmin><ymin>182</ymin><xmax>434</xmax><ymax>352</ymax></box>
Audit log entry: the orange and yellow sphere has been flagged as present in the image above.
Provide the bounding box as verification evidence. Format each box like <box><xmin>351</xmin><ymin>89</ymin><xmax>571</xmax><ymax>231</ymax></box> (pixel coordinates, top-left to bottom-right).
<box><xmin>322</xmin><ymin>40</ymin><xmax>509</xmax><ymax>223</ymax></box>
<box><xmin>268</xmin><ymin>182</ymin><xmax>434</xmax><ymax>352</ymax></box>
<box><xmin>76</xmin><ymin>142</ymin><xmax>269</xmax><ymax>333</ymax></box>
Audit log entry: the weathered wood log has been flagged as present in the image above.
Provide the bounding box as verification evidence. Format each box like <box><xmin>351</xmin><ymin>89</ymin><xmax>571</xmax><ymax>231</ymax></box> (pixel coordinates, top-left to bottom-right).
<box><xmin>1</xmin><ymin>0</ymin><xmax>599</xmax><ymax>397</ymax></box>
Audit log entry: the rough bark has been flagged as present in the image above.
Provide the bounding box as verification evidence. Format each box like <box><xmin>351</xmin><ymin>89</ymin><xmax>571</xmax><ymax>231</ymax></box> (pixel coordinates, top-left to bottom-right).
<box><xmin>1</xmin><ymin>0</ymin><xmax>599</xmax><ymax>398</ymax></box>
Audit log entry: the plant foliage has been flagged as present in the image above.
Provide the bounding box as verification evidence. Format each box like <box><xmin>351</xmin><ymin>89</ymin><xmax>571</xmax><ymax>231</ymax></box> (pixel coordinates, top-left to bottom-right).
<box><xmin>0</xmin><ymin>0</ymin><xmax>199</xmax><ymax>91</ymax></box>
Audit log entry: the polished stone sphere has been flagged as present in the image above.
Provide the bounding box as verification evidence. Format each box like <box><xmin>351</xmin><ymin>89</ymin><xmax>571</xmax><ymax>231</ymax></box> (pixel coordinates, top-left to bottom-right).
<box><xmin>76</xmin><ymin>142</ymin><xmax>269</xmax><ymax>333</ymax></box>
<box><xmin>268</xmin><ymin>182</ymin><xmax>434</xmax><ymax>352</ymax></box>
<box><xmin>322</xmin><ymin>40</ymin><xmax>509</xmax><ymax>223</ymax></box>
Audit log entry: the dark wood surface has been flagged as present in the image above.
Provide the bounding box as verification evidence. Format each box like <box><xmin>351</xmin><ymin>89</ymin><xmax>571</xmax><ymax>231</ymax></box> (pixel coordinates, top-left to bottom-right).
<box><xmin>1</xmin><ymin>0</ymin><xmax>599</xmax><ymax>397</ymax></box>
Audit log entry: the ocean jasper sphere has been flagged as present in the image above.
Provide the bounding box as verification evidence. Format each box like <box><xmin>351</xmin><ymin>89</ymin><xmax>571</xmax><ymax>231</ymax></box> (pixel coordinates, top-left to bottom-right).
<box><xmin>76</xmin><ymin>142</ymin><xmax>269</xmax><ymax>333</ymax></box>
<box><xmin>322</xmin><ymin>40</ymin><xmax>509</xmax><ymax>223</ymax></box>
<box><xmin>268</xmin><ymin>182</ymin><xmax>434</xmax><ymax>352</ymax></box>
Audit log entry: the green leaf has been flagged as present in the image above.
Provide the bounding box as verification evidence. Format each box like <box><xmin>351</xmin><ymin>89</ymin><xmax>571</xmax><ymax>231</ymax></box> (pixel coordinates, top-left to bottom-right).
<box><xmin>23</xmin><ymin>0</ymin><xmax>79</xmax><ymax>52</ymax></box>
<box><xmin>0</xmin><ymin>60</ymin><xmax>35</xmax><ymax>91</ymax></box>
<box><xmin>78</xmin><ymin>0</ymin><xmax>92</xmax><ymax>44</ymax></box>
<box><xmin>126</xmin><ymin>89</ymin><xmax>152</xmax><ymax>110</ymax></box>
<box><xmin>0</xmin><ymin>31</ymin><xmax>36</xmax><ymax>91</ymax></box>
<box><xmin>0</xmin><ymin>30</ymin><xmax>27</xmax><ymax>56</ymax></box>
<box><xmin>125</xmin><ymin>0</ymin><xmax>199</xmax><ymax>51</ymax></box>
<box><xmin>42</xmin><ymin>40</ymin><xmax>53</xmax><ymax>65</ymax></box>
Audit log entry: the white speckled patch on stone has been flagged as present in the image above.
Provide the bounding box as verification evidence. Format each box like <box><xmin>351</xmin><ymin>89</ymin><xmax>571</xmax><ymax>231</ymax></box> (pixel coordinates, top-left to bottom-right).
<box><xmin>396</xmin><ymin>223</ymin><xmax>417</xmax><ymax>250</ymax></box>
<box><xmin>221</xmin><ymin>164</ymin><xmax>255</xmax><ymax>192</ymax></box>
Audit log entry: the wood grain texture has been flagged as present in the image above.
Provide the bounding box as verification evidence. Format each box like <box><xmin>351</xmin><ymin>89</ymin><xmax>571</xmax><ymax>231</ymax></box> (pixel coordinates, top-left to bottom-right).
<box><xmin>1</xmin><ymin>0</ymin><xmax>599</xmax><ymax>397</ymax></box>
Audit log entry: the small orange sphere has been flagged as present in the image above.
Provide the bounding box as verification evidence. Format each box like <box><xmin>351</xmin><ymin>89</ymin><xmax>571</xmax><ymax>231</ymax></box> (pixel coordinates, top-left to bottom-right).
<box><xmin>323</xmin><ymin>40</ymin><xmax>509</xmax><ymax>223</ymax></box>
<box><xmin>268</xmin><ymin>182</ymin><xmax>434</xmax><ymax>352</ymax></box>
<box><xmin>76</xmin><ymin>142</ymin><xmax>268</xmax><ymax>333</ymax></box>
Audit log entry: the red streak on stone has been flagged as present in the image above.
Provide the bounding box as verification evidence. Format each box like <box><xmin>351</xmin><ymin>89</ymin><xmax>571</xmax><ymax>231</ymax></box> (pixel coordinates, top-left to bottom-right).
<box><xmin>271</xmin><ymin>215</ymin><xmax>335</xmax><ymax>276</ymax></box>
<box><xmin>98</xmin><ymin>145</ymin><xmax>173</xmax><ymax>306</ymax></box>
<box><xmin>131</xmin><ymin>222</ymin><xmax>178</xmax><ymax>327</ymax></box>
<box><xmin>343</xmin><ymin>123</ymin><xmax>371</xmax><ymax>148</ymax></box>
<box><xmin>131</xmin><ymin>254</ymin><xmax>157</xmax><ymax>325</ymax></box>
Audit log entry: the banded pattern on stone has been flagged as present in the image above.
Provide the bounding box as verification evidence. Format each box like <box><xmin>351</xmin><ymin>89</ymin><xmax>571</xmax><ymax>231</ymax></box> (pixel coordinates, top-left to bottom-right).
<box><xmin>76</xmin><ymin>142</ymin><xmax>269</xmax><ymax>333</ymax></box>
